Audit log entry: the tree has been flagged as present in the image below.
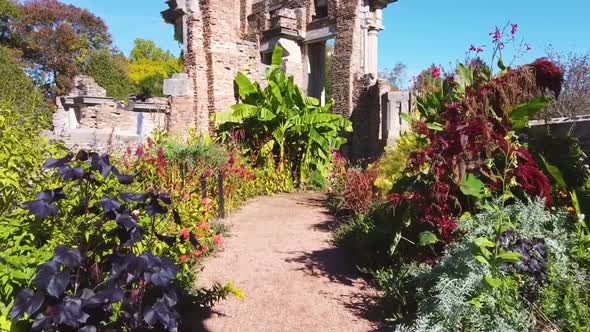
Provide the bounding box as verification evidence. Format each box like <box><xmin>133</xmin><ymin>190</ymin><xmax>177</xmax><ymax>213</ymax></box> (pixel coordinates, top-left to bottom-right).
<box><xmin>128</xmin><ymin>38</ymin><xmax>183</xmax><ymax>98</ymax></box>
<box><xmin>13</xmin><ymin>0</ymin><xmax>111</xmax><ymax>96</ymax></box>
<box><xmin>380</xmin><ymin>62</ymin><xmax>408</xmax><ymax>90</ymax></box>
<box><xmin>83</xmin><ymin>48</ymin><xmax>136</xmax><ymax>101</ymax></box>
<box><xmin>544</xmin><ymin>50</ymin><xmax>590</xmax><ymax>118</ymax></box>
<box><xmin>129</xmin><ymin>38</ymin><xmax>175</xmax><ymax>62</ymax></box>
<box><xmin>0</xmin><ymin>0</ymin><xmax>20</xmax><ymax>46</ymax></box>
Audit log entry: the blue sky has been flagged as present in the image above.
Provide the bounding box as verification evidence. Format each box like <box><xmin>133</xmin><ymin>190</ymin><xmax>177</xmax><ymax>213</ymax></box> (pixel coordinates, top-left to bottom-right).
<box><xmin>63</xmin><ymin>0</ymin><xmax>589</xmax><ymax>84</ymax></box>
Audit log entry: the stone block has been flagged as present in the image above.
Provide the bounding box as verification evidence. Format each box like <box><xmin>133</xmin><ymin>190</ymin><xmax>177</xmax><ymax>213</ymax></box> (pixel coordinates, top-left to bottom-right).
<box><xmin>163</xmin><ymin>73</ymin><xmax>194</xmax><ymax>97</ymax></box>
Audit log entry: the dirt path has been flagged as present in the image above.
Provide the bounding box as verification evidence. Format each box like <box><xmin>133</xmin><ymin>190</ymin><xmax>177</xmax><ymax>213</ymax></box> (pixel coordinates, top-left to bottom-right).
<box><xmin>194</xmin><ymin>192</ymin><xmax>380</xmax><ymax>332</ymax></box>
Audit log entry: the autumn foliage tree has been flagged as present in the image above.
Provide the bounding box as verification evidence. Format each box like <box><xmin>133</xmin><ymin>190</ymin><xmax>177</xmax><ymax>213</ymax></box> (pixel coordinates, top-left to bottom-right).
<box><xmin>12</xmin><ymin>0</ymin><xmax>111</xmax><ymax>96</ymax></box>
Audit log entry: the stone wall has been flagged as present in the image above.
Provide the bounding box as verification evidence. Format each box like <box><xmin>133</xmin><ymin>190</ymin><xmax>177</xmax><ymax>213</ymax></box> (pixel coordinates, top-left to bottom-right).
<box><xmin>53</xmin><ymin>75</ymin><xmax>169</xmax><ymax>151</ymax></box>
<box><xmin>163</xmin><ymin>0</ymin><xmax>399</xmax><ymax>159</ymax></box>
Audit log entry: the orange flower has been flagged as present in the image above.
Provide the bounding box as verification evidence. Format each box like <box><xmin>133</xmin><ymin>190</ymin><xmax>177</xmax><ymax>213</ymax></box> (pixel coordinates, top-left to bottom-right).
<box><xmin>213</xmin><ymin>234</ymin><xmax>224</xmax><ymax>246</ymax></box>
<box><xmin>180</xmin><ymin>255</ymin><xmax>188</xmax><ymax>263</ymax></box>
<box><xmin>567</xmin><ymin>207</ymin><xmax>576</xmax><ymax>214</ymax></box>
<box><xmin>179</xmin><ymin>228</ymin><xmax>190</xmax><ymax>241</ymax></box>
<box><xmin>193</xmin><ymin>250</ymin><xmax>202</xmax><ymax>257</ymax></box>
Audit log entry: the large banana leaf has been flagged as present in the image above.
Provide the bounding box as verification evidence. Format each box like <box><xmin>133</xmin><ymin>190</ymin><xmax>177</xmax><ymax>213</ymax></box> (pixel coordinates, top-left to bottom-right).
<box><xmin>235</xmin><ymin>72</ymin><xmax>258</xmax><ymax>101</ymax></box>
<box><xmin>215</xmin><ymin>103</ymin><xmax>258</xmax><ymax>124</ymax></box>
<box><xmin>218</xmin><ymin>45</ymin><xmax>353</xmax><ymax>185</ymax></box>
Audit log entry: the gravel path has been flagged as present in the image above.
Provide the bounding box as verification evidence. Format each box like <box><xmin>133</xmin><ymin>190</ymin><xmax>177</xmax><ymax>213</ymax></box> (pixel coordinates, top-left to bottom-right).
<box><xmin>194</xmin><ymin>192</ymin><xmax>380</xmax><ymax>332</ymax></box>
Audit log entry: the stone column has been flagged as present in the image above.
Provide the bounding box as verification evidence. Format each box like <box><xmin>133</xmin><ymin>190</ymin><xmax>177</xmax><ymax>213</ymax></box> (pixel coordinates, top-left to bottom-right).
<box><xmin>366</xmin><ymin>7</ymin><xmax>384</xmax><ymax>78</ymax></box>
<box><xmin>164</xmin><ymin>73</ymin><xmax>198</xmax><ymax>138</ymax></box>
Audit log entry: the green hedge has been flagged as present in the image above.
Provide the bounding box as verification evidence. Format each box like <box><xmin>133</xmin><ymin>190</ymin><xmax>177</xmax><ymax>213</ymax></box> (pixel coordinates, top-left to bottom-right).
<box><xmin>0</xmin><ymin>46</ymin><xmax>47</xmax><ymax>115</ymax></box>
<box><xmin>83</xmin><ymin>48</ymin><xmax>137</xmax><ymax>101</ymax></box>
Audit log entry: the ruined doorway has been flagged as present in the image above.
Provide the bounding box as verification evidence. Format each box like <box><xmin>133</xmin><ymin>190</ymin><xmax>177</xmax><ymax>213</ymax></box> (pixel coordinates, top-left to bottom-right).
<box><xmin>307</xmin><ymin>39</ymin><xmax>333</xmax><ymax>106</ymax></box>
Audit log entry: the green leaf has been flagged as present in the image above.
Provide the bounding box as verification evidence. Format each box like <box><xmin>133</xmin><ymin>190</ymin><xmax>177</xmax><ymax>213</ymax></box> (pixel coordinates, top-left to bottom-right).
<box><xmin>498</xmin><ymin>251</ymin><xmax>522</xmax><ymax>263</ymax></box>
<box><xmin>497</xmin><ymin>59</ymin><xmax>507</xmax><ymax>71</ymax></box>
<box><xmin>400</xmin><ymin>112</ymin><xmax>413</xmax><ymax>123</ymax></box>
<box><xmin>485</xmin><ymin>275</ymin><xmax>502</xmax><ymax>288</ymax></box>
<box><xmin>389</xmin><ymin>232</ymin><xmax>402</xmax><ymax>255</ymax></box>
<box><xmin>457</xmin><ymin>63</ymin><xmax>473</xmax><ymax>87</ymax></box>
<box><xmin>539</xmin><ymin>155</ymin><xmax>567</xmax><ymax>190</ymax></box>
<box><xmin>235</xmin><ymin>72</ymin><xmax>257</xmax><ymax>100</ymax></box>
<box><xmin>509</xmin><ymin>96</ymin><xmax>551</xmax><ymax>129</ymax></box>
<box><xmin>460</xmin><ymin>173</ymin><xmax>486</xmax><ymax>199</ymax></box>
<box><xmin>418</xmin><ymin>231</ymin><xmax>438</xmax><ymax>246</ymax></box>
<box><xmin>426</xmin><ymin>122</ymin><xmax>444</xmax><ymax>131</ymax></box>
<box><xmin>271</xmin><ymin>45</ymin><xmax>284</xmax><ymax>67</ymax></box>
<box><xmin>474</xmin><ymin>255</ymin><xmax>490</xmax><ymax>266</ymax></box>
<box><xmin>474</xmin><ymin>237</ymin><xmax>495</xmax><ymax>248</ymax></box>
<box><xmin>469</xmin><ymin>297</ymin><xmax>483</xmax><ymax>309</ymax></box>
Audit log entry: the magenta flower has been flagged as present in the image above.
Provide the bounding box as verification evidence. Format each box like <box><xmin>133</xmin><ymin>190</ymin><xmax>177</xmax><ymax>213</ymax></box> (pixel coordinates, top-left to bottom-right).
<box><xmin>526</xmin><ymin>44</ymin><xmax>532</xmax><ymax>52</ymax></box>
<box><xmin>477</xmin><ymin>47</ymin><xmax>484</xmax><ymax>53</ymax></box>
<box><xmin>510</xmin><ymin>23</ymin><xmax>518</xmax><ymax>35</ymax></box>
<box><xmin>431</xmin><ymin>66</ymin><xmax>441</xmax><ymax>78</ymax></box>
<box><xmin>469</xmin><ymin>45</ymin><xmax>477</xmax><ymax>52</ymax></box>
<box><xmin>489</xmin><ymin>27</ymin><xmax>502</xmax><ymax>42</ymax></box>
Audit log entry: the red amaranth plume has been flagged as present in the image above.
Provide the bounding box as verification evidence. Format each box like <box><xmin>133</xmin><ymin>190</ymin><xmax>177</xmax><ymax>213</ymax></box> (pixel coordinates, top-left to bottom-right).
<box><xmin>528</xmin><ymin>58</ymin><xmax>563</xmax><ymax>98</ymax></box>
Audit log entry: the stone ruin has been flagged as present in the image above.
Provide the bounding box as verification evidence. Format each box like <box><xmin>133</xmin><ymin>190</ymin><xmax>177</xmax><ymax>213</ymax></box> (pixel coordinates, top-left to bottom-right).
<box><xmin>161</xmin><ymin>0</ymin><xmax>411</xmax><ymax>160</ymax></box>
<box><xmin>52</xmin><ymin>75</ymin><xmax>169</xmax><ymax>151</ymax></box>
<box><xmin>53</xmin><ymin>0</ymin><xmax>412</xmax><ymax>158</ymax></box>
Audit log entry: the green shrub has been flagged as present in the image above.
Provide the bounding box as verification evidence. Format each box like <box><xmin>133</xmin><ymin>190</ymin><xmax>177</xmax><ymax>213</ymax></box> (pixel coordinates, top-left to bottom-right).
<box><xmin>374</xmin><ymin>132</ymin><xmax>420</xmax><ymax>193</ymax></box>
<box><xmin>83</xmin><ymin>48</ymin><xmax>136</xmax><ymax>101</ymax></box>
<box><xmin>0</xmin><ymin>46</ymin><xmax>47</xmax><ymax>114</ymax></box>
<box><xmin>216</xmin><ymin>46</ymin><xmax>352</xmax><ymax>186</ymax></box>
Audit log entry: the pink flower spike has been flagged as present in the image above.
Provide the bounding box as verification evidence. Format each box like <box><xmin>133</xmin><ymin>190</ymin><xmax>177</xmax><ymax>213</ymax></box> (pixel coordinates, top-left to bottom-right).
<box><xmin>489</xmin><ymin>27</ymin><xmax>502</xmax><ymax>42</ymax></box>
<box><xmin>510</xmin><ymin>23</ymin><xmax>518</xmax><ymax>35</ymax></box>
<box><xmin>431</xmin><ymin>66</ymin><xmax>441</xmax><ymax>78</ymax></box>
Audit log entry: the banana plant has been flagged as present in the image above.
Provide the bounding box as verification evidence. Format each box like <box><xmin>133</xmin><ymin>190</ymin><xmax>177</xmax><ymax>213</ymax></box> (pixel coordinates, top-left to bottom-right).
<box><xmin>215</xmin><ymin>46</ymin><xmax>352</xmax><ymax>185</ymax></box>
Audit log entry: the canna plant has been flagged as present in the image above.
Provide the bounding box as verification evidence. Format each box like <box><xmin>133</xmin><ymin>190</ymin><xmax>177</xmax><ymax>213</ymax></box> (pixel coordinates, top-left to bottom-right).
<box><xmin>215</xmin><ymin>46</ymin><xmax>352</xmax><ymax>186</ymax></box>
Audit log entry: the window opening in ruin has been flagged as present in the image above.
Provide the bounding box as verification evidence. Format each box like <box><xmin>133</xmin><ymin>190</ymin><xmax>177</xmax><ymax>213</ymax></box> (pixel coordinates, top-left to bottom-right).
<box><xmin>307</xmin><ymin>38</ymin><xmax>333</xmax><ymax>106</ymax></box>
<box><xmin>314</xmin><ymin>0</ymin><xmax>328</xmax><ymax>19</ymax></box>
<box><xmin>261</xmin><ymin>52</ymin><xmax>272</xmax><ymax>65</ymax></box>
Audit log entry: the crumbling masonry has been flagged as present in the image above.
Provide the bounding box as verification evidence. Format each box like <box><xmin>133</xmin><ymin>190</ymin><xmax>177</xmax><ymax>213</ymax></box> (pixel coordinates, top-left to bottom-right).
<box><xmin>162</xmin><ymin>0</ymin><xmax>403</xmax><ymax>160</ymax></box>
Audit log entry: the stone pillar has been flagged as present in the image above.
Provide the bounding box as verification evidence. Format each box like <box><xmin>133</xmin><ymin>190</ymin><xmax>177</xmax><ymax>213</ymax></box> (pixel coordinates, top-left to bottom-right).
<box><xmin>307</xmin><ymin>42</ymin><xmax>326</xmax><ymax>104</ymax></box>
<box><xmin>366</xmin><ymin>7</ymin><xmax>384</xmax><ymax>78</ymax></box>
<box><xmin>164</xmin><ymin>73</ymin><xmax>198</xmax><ymax>138</ymax></box>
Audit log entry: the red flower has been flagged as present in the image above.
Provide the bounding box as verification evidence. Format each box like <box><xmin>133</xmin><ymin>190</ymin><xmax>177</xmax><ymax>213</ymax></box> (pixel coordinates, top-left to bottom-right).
<box><xmin>431</xmin><ymin>66</ymin><xmax>441</xmax><ymax>78</ymax></box>
<box><xmin>510</xmin><ymin>23</ymin><xmax>518</xmax><ymax>35</ymax></box>
<box><xmin>204</xmin><ymin>169</ymin><xmax>212</xmax><ymax>178</ymax></box>
<box><xmin>213</xmin><ymin>234</ymin><xmax>224</xmax><ymax>246</ymax></box>
<box><xmin>179</xmin><ymin>228</ymin><xmax>190</xmax><ymax>241</ymax></box>
<box><xmin>180</xmin><ymin>255</ymin><xmax>188</xmax><ymax>263</ymax></box>
<box><xmin>228</xmin><ymin>156</ymin><xmax>235</xmax><ymax>165</ymax></box>
<box><xmin>193</xmin><ymin>250</ymin><xmax>202</xmax><ymax>257</ymax></box>
<box><xmin>514</xmin><ymin>164</ymin><xmax>553</xmax><ymax>206</ymax></box>
<box><xmin>126</xmin><ymin>147</ymin><xmax>132</xmax><ymax>155</ymax></box>
<box><xmin>136</xmin><ymin>145</ymin><xmax>144</xmax><ymax>157</ymax></box>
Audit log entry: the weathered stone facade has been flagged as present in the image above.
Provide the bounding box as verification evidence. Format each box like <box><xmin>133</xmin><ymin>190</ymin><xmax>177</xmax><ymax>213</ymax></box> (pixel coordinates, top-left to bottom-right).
<box><xmin>53</xmin><ymin>75</ymin><xmax>168</xmax><ymax>151</ymax></box>
<box><xmin>162</xmin><ymin>0</ymin><xmax>398</xmax><ymax>159</ymax></box>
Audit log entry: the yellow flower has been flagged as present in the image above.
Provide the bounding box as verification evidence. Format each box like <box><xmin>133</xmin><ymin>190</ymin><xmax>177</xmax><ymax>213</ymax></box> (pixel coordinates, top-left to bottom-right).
<box><xmin>567</xmin><ymin>207</ymin><xmax>575</xmax><ymax>214</ymax></box>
